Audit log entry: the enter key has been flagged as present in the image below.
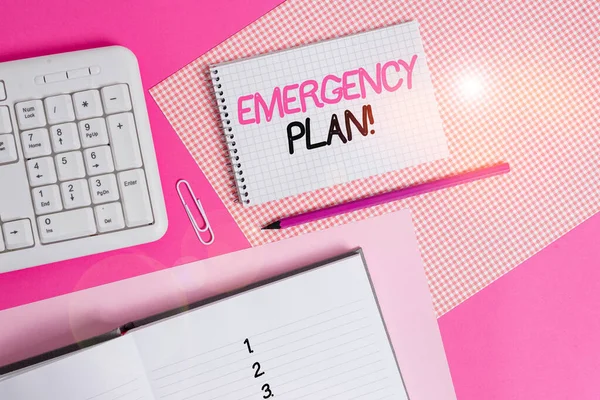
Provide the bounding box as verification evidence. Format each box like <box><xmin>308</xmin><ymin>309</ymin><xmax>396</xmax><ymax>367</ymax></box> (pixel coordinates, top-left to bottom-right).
<box><xmin>117</xmin><ymin>169</ymin><xmax>153</xmax><ymax>227</ymax></box>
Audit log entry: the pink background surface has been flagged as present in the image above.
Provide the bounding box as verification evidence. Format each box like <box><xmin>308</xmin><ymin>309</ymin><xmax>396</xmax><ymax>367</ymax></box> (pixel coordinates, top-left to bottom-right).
<box><xmin>2</xmin><ymin>1</ymin><xmax>600</xmax><ymax>399</ymax></box>
<box><xmin>0</xmin><ymin>0</ymin><xmax>286</xmax><ymax>310</ymax></box>
<box><xmin>0</xmin><ymin>211</ymin><xmax>457</xmax><ymax>400</ymax></box>
<box><xmin>439</xmin><ymin>211</ymin><xmax>600</xmax><ymax>400</ymax></box>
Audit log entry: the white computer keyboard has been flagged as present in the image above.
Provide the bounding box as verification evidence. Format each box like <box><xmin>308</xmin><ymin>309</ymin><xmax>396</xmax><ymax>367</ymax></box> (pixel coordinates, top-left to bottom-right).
<box><xmin>0</xmin><ymin>46</ymin><xmax>167</xmax><ymax>273</ymax></box>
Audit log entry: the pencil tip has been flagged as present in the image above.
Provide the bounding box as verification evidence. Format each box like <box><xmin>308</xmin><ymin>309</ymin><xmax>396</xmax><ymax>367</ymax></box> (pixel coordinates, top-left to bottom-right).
<box><xmin>262</xmin><ymin>221</ymin><xmax>281</xmax><ymax>230</ymax></box>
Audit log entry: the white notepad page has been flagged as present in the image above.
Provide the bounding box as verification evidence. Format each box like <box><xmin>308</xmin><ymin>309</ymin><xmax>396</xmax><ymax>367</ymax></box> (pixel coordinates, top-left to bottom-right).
<box><xmin>0</xmin><ymin>335</ymin><xmax>155</xmax><ymax>400</ymax></box>
<box><xmin>212</xmin><ymin>21</ymin><xmax>448</xmax><ymax>205</ymax></box>
<box><xmin>132</xmin><ymin>252</ymin><xmax>408</xmax><ymax>400</ymax></box>
<box><xmin>0</xmin><ymin>253</ymin><xmax>408</xmax><ymax>400</ymax></box>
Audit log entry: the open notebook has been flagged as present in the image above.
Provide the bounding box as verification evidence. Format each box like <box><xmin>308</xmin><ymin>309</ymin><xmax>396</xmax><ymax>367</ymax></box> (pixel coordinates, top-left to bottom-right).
<box><xmin>0</xmin><ymin>251</ymin><xmax>409</xmax><ymax>399</ymax></box>
<box><xmin>211</xmin><ymin>21</ymin><xmax>448</xmax><ymax>205</ymax></box>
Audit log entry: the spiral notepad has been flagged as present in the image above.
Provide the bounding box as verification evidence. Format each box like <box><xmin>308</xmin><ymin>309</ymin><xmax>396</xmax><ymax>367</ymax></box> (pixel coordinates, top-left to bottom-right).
<box><xmin>210</xmin><ymin>21</ymin><xmax>448</xmax><ymax>206</ymax></box>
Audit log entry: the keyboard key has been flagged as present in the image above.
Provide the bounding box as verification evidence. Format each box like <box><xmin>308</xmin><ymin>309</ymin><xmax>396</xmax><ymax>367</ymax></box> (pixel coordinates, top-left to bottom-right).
<box><xmin>32</xmin><ymin>184</ymin><xmax>63</xmax><ymax>214</ymax></box>
<box><xmin>55</xmin><ymin>151</ymin><xmax>85</xmax><ymax>181</ymax></box>
<box><xmin>27</xmin><ymin>157</ymin><xmax>57</xmax><ymax>186</ymax></box>
<box><xmin>15</xmin><ymin>99</ymin><xmax>46</xmax><ymax>130</ymax></box>
<box><xmin>37</xmin><ymin>208</ymin><xmax>97</xmax><ymax>244</ymax></box>
<box><xmin>3</xmin><ymin>219</ymin><xmax>34</xmax><ymax>250</ymax></box>
<box><xmin>84</xmin><ymin>145</ymin><xmax>114</xmax><ymax>175</ymax></box>
<box><xmin>45</xmin><ymin>94</ymin><xmax>75</xmax><ymax>124</ymax></box>
<box><xmin>89</xmin><ymin>174</ymin><xmax>119</xmax><ymax>204</ymax></box>
<box><xmin>107</xmin><ymin>113</ymin><xmax>142</xmax><ymax>170</ymax></box>
<box><xmin>0</xmin><ymin>228</ymin><xmax>4</xmax><ymax>252</ymax></box>
<box><xmin>79</xmin><ymin>118</ymin><xmax>109</xmax><ymax>147</ymax></box>
<box><xmin>101</xmin><ymin>84</ymin><xmax>132</xmax><ymax>114</ymax></box>
<box><xmin>73</xmin><ymin>90</ymin><xmax>103</xmax><ymax>119</ymax></box>
<box><xmin>61</xmin><ymin>179</ymin><xmax>91</xmax><ymax>209</ymax></box>
<box><xmin>50</xmin><ymin>123</ymin><xmax>80</xmax><ymax>152</ymax></box>
<box><xmin>118</xmin><ymin>169</ymin><xmax>153</xmax><ymax>227</ymax></box>
<box><xmin>0</xmin><ymin>134</ymin><xmax>18</xmax><ymax>164</ymax></box>
<box><xmin>0</xmin><ymin>106</ymin><xmax>12</xmax><ymax>134</ymax></box>
<box><xmin>0</xmin><ymin>81</ymin><xmax>6</xmax><ymax>101</ymax></box>
<box><xmin>21</xmin><ymin>128</ymin><xmax>51</xmax><ymax>158</ymax></box>
<box><xmin>94</xmin><ymin>202</ymin><xmax>125</xmax><ymax>233</ymax></box>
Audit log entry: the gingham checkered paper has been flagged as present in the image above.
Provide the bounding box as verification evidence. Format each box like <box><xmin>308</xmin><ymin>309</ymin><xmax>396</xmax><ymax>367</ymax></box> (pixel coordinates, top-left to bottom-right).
<box><xmin>151</xmin><ymin>0</ymin><xmax>600</xmax><ymax>316</ymax></box>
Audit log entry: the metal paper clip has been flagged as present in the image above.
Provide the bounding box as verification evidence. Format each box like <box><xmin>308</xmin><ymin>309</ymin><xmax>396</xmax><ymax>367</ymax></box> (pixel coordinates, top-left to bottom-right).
<box><xmin>176</xmin><ymin>180</ymin><xmax>215</xmax><ymax>245</ymax></box>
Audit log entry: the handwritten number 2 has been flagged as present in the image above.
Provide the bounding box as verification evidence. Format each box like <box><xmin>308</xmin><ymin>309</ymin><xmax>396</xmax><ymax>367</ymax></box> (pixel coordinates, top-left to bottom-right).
<box><xmin>244</xmin><ymin>338</ymin><xmax>254</xmax><ymax>353</ymax></box>
<box><xmin>252</xmin><ymin>362</ymin><xmax>265</xmax><ymax>378</ymax></box>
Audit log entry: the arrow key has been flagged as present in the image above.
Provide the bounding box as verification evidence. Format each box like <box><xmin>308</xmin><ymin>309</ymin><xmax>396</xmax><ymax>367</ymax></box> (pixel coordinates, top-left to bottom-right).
<box><xmin>84</xmin><ymin>145</ymin><xmax>114</xmax><ymax>176</ymax></box>
<box><xmin>50</xmin><ymin>123</ymin><xmax>80</xmax><ymax>152</ymax></box>
<box><xmin>2</xmin><ymin>219</ymin><xmax>34</xmax><ymax>250</ymax></box>
<box><xmin>61</xmin><ymin>179</ymin><xmax>92</xmax><ymax>209</ymax></box>
<box><xmin>26</xmin><ymin>156</ymin><xmax>57</xmax><ymax>187</ymax></box>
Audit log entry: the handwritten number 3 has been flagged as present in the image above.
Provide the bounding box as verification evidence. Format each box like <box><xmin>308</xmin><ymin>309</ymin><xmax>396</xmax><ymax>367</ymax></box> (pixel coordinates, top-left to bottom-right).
<box><xmin>261</xmin><ymin>383</ymin><xmax>273</xmax><ymax>398</ymax></box>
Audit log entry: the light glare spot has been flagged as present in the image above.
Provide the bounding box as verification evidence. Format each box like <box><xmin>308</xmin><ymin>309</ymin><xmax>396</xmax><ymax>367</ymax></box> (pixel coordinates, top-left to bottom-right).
<box><xmin>460</xmin><ymin>75</ymin><xmax>485</xmax><ymax>99</ymax></box>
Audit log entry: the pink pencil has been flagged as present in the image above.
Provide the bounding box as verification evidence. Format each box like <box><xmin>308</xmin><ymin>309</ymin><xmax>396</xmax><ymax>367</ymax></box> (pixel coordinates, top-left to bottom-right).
<box><xmin>263</xmin><ymin>163</ymin><xmax>510</xmax><ymax>230</ymax></box>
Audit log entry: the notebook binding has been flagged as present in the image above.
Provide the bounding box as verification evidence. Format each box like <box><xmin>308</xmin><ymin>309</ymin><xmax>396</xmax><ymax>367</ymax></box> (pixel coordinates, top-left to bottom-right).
<box><xmin>208</xmin><ymin>67</ymin><xmax>250</xmax><ymax>204</ymax></box>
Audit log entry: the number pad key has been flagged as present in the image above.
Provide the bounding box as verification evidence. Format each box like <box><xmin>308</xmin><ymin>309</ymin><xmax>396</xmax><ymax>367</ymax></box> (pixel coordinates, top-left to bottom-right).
<box><xmin>84</xmin><ymin>145</ymin><xmax>114</xmax><ymax>175</ymax></box>
<box><xmin>44</xmin><ymin>95</ymin><xmax>75</xmax><ymax>124</ymax></box>
<box><xmin>118</xmin><ymin>169</ymin><xmax>153</xmax><ymax>227</ymax></box>
<box><xmin>27</xmin><ymin>157</ymin><xmax>57</xmax><ymax>186</ymax></box>
<box><xmin>101</xmin><ymin>84</ymin><xmax>132</xmax><ymax>114</ymax></box>
<box><xmin>38</xmin><ymin>208</ymin><xmax>97</xmax><ymax>244</ymax></box>
<box><xmin>50</xmin><ymin>123</ymin><xmax>80</xmax><ymax>152</ymax></box>
<box><xmin>94</xmin><ymin>202</ymin><xmax>125</xmax><ymax>232</ymax></box>
<box><xmin>55</xmin><ymin>151</ymin><xmax>85</xmax><ymax>181</ymax></box>
<box><xmin>73</xmin><ymin>90</ymin><xmax>103</xmax><ymax>119</ymax></box>
<box><xmin>89</xmin><ymin>174</ymin><xmax>119</xmax><ymax>204</ymax></box>
<box><xmin>21</xmin><ymin>128</ymin><xmax>51</xmax><ymax>158</ymax></box>
<box><xmin>61</xmin><ymin>179</ymin><xmax>91</xmax><ymax>209</ymax></box>
<box><xmin>107</xmin><ymin>113</ymin><xmax>142</xmax><ymax>170</ymax></box>
<box><xmin>15</xmin><ymin>100</ymin><xmax>46</xmax><ymax>130</ymax></box>
<box><xmin>79</xmin><ymin>118</ymin><xmax>108</xmax><ymax>147</ymax></box>
<box><xmin>32</xmin><ymin>184</ymin><xmax>63</xmax><ymax>214</ymax></box>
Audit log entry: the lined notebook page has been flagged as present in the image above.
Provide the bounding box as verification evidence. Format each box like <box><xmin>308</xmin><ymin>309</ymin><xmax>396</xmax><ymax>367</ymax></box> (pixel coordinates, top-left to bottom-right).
<box><xmin>131</xmin><ymin>253</ymin><xmax>408</xmax><ymax>400</ymax></box>
<box><xmin>214</xmin><ymin>21</ymin><xmax>448</xmax><ymax>205</ymax></box>
<box><xmin>0</xmin><ymin>335</ymin><xmax>154</xmax><ymax>400</ymax></box>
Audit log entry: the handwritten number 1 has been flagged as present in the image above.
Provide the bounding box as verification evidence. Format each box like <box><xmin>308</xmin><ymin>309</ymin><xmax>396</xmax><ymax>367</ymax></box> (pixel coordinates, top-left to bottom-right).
<box><xmin>244</xmin><ymin>338</ymin><xmax>254</xmax><ymax>353</ymax></box>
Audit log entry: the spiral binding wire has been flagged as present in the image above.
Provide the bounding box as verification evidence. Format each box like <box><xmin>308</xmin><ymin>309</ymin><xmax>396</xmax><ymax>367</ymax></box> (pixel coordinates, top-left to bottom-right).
<box><xmin>207</xmin><ymin>68</ymin><xmax>250</xmax><ymax>204</ymax></box>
